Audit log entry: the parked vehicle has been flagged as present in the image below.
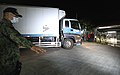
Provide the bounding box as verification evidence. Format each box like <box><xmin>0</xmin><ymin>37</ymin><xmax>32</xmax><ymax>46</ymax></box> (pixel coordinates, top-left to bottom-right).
<box><xmin>106</xmin><ymin>31</ymin><xmax>120</xmax><ymax>47</ymax></box>
<box><xmin>0</xmin><ymin>5</ymin><xmax>82</xmax><ymax>49</ymax></box>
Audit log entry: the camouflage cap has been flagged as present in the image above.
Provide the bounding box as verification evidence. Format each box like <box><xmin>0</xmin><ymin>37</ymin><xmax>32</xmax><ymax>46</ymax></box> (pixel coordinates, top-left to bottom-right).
<box><xmin>3</xmin><ymin>7</ymin><xmax>22</xmax><ymax>17</ymax></box>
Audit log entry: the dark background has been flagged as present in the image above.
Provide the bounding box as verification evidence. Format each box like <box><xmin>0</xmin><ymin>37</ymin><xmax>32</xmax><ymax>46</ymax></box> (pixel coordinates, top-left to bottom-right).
<box><xmin>1</xmin><ymin>0</ymin><xmax>120</xmax><ymax>27</ymax></box>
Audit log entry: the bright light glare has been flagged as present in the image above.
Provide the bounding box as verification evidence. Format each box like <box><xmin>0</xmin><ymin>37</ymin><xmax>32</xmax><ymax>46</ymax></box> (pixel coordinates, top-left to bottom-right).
<box><xmin>98</xmin><ymin>25</ymin><xmax>120</xmax><ymax>29</ymax></box>
<box><xmin>98</xmin><ymin>26</ymin><xmax>111</xmax><ymax>29</ymax></box>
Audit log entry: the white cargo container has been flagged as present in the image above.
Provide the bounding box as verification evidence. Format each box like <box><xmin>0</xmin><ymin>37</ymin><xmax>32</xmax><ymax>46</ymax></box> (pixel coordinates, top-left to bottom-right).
<box><xmin>0</xmin><ymin>5</ymin><xmax>82</xmax><ymax>49</ymax></box>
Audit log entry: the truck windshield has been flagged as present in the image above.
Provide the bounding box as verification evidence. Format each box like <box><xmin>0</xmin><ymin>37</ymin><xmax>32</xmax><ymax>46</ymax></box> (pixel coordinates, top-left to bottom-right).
<box><xmin>70</xmin><ymin>20</ymin><xmax>80</xmax><ymax>30</ymax></box>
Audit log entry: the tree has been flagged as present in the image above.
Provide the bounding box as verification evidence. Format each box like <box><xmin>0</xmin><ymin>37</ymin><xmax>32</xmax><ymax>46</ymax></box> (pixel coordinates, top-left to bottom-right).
<box><xmin>79</xmin><ymin>19</ymin><xmax>94</xmax><ymax>31</ymax></box>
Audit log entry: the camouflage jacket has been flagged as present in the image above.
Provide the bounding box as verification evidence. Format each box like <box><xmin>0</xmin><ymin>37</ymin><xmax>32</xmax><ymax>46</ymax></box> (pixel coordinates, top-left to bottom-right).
<box><xmin>0</xmin><ymin>18</ymin><xmax>33</xmax><ymax>75</ymax></box>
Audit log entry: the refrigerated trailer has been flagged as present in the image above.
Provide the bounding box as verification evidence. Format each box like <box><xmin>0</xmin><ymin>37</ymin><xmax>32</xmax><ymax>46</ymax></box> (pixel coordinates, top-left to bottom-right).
<box><xmin>0</xmin><ymin>5</ymin><xmax>82</xmax><ymax>49</ymax></box>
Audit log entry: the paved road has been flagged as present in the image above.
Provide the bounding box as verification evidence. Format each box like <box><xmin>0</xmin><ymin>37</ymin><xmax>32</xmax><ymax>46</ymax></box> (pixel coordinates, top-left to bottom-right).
<box><xmin>20</xmin><ymin>42</ymin><xmax>120</xmax><ymax>75</ymax></box>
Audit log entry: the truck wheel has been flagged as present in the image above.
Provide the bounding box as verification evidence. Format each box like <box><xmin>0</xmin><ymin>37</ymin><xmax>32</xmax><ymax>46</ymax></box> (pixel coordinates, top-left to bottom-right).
<box><xmin>62</xmin><ymin>39</ymin><xmax>74</xmax><ymax>49</ymax></box>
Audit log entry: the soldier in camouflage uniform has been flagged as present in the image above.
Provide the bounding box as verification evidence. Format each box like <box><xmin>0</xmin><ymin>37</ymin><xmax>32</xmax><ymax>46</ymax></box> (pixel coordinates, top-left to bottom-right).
<box><xmin>0</xmin><ymin>7</ymin><xmax>46</xmax><ymax>75</ymax></box>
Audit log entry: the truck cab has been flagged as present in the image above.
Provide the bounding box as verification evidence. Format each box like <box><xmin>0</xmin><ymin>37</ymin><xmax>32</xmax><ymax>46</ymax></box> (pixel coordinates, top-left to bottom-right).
<box><xmin>60</xmin><ymin>18</ymin><xmax>82</xmax><ymax>49</ymax></box>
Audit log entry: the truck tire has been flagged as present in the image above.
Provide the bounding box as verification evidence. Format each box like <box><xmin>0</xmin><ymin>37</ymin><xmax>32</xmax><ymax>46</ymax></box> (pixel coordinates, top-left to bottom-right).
<box><xmin>62</xmin><ymin>39</ymin><xmax>74</xmax><ymax>49</ymax></box>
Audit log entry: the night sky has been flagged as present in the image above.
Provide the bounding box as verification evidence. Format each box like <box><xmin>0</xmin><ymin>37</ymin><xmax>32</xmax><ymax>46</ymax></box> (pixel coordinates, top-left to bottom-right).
<box><xmin>1</xmin><ymin>0</ymin><xmax>120</xmax><ymax>26</ymax></box>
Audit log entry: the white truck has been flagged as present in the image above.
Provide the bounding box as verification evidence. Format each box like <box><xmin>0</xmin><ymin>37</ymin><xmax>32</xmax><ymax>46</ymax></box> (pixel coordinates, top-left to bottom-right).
<box><xmin>0</xmin><ymin>5</ymin><xmax>82</xmax><ymax>49</ymax></box>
